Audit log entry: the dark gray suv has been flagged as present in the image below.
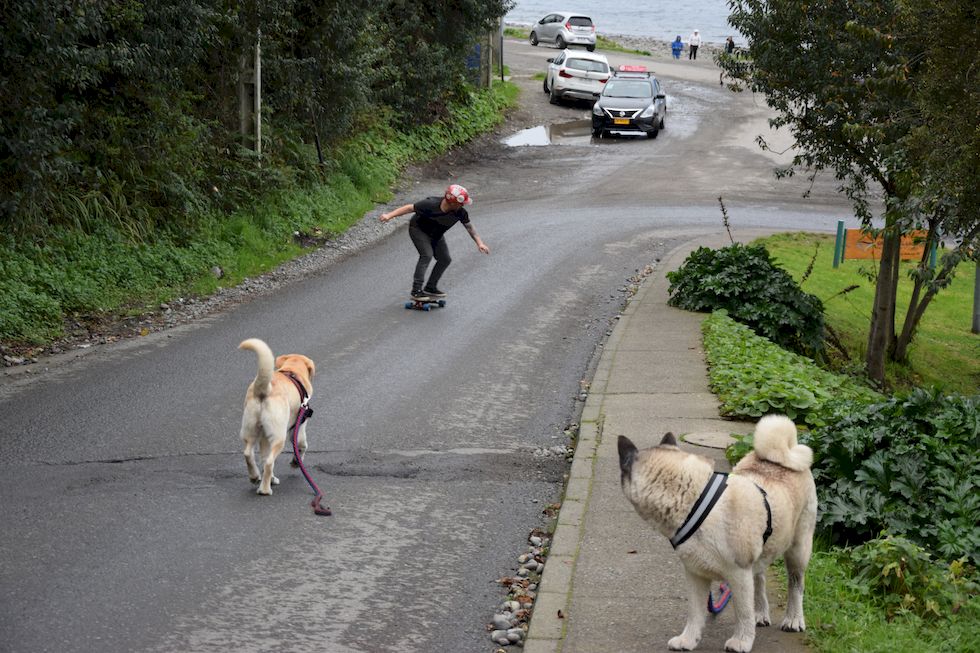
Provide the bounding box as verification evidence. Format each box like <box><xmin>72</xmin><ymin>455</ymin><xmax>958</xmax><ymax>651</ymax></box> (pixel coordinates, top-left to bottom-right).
<box><xmin>591</xmin><ymin>68</ymin><xmax>666</xmax><ymax>139</ymax></box>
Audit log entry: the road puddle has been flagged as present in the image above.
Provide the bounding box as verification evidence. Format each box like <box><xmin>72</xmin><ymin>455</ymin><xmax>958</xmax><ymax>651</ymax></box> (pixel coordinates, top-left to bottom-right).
<box><xmin>502</xmin><ymin>120</ymin><xmax>594</xmax><ymax>147</ymax></box>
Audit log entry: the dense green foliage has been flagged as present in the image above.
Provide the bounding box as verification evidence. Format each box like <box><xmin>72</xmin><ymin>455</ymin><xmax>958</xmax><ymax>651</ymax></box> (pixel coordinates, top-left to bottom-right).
<box><xmin>703</xmin><ymin>311</ymin><xmax>881</xmax><ymax>428</ymax></box>
<box><xmin>704</xmin><ymin>308</ymin><xmax>979</xmax><ymax>648</ymax></box>
<box><xmin>806</xmin><ymin>546</ymin><xmax>979</xmax><ymax>652</ymax></box>
<box><xmin>667</xmin><ymin>243</ymin><xmax>826</xmax><ymax>356</ymax></box>
<box><xmin>720</xmin><ymin>0</ymin><xmax>980</xmax><ymax>383</ymax></box>
<box><xmin>807</xmin><ymin>389</ymin><xmax>980</xmax><ymax>564</ymax></box>
<box><xmin>710</xmin><ymin>310</ymin><xmax>978</xmax><ymax>564</ymax></box>
<box><xmin>0</xmin><ymin>82</ymin><xmax>518</xmax><ymax>344</ymax></box>
<box><xmin>0</xmin><ymin>0</ymin><xmax>512</xmax><ymax>234</ymax></box>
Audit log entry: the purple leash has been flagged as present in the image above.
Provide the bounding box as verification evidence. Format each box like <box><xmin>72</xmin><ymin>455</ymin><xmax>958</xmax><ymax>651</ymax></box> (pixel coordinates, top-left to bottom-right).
<box><xmin>281</xmin><ymin>372</ymin><xmax>331</xmax><ymax>517</ymax></box>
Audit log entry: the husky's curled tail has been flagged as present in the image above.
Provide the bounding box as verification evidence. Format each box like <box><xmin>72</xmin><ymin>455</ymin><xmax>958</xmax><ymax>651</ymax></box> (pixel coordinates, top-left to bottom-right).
<box><xmin>752</xmin><ymin>414</ymin><xmax>812</xmax><ymax>471</ymax></box>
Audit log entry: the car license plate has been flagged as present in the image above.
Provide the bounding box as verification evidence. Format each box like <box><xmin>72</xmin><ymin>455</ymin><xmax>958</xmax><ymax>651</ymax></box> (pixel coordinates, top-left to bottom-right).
<box><xmin>613</xmin><ymin>118</ymin><xmax>630</xmax><ymax>125</ymax></box>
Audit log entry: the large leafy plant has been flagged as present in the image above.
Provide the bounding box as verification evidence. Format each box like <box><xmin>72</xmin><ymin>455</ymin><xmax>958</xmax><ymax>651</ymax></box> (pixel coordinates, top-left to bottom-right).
<box><xmin>808</xmin><ymin>388</ymin><xmax>980</xmax><ymax>564</ymax></box>
<box><xmin>667</xmin><ymin>243</ymin><xmax>825</xmax><ymax>357</ymax></box>
<box><xmin>703</xmin><ymin>311</ymin><xmax>880</xmax><ymax>429</ymax></box>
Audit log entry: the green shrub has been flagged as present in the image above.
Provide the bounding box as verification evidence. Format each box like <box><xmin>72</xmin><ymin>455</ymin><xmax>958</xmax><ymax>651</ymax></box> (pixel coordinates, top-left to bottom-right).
<box><xmin>807</xmin><ymin>388</ymin><xmax>980</xmax><ymax>563</ymax></box>
<box><xmin>702</xmin><ymin>311</ymin><xmax>881</xmax><ymax>429</ymax></box>
<box><xmin>845</xmin><ymin>535</ymin><xmax>979</xmax><ymax>621</ymax></box>
<box><xmin>668</xmin><ymin>243</ymin><xmax>825</xmax><ymax>356</ymax></box>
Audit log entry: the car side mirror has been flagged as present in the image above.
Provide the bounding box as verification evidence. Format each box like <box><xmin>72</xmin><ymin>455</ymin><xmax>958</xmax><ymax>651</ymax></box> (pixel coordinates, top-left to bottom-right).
<box><xmin>656</xmin><ymin>94</ymin><xmax>666</xmax><ymax>99</ymax></box>
<box><xmin>547</xmin><ymin>58</ymin><xmax>554</xmax><ymax>63</ymax></box>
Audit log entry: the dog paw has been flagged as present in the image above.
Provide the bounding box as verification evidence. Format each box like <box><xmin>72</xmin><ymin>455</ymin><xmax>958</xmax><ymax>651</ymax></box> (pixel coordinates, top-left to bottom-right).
<box><xmin>249</xmin><ymin>476</ymin><xmax>260</xmax><ymax>484</ymax></box>
<box><xmin>271</xmin><ymin>475</ymin><xmax>280</xmax><ymax>485</ymax></box>
<box><xmin>723</xmin><ymin>636</ymin><xmax>753</xmax><ymax>652</ymax></box>
<box><xmin>256</xmin><ymin>487</ymin><xmax>272</xmax><ymax>496</ymax></box>
<box><xmin>755</xmin><ymin>614</ymin><xmax>771</xmax><ymax>627</ymax></box>
<box><xmin>779</xmin><ymin>616</ymin><xmax>805</xmax><ymax>632</ymax></box>
<box><xmin>667</xmin><ymin>635</ymin><xmax>698</xmax><ymax>650</ymax></box>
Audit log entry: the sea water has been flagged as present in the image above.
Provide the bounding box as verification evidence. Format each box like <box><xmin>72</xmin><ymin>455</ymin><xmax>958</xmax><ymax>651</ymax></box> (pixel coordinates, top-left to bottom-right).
<box><xmin>505</xmin><ymin>0</ymin><xmax>743</xmax><ymax>45</ymax></box>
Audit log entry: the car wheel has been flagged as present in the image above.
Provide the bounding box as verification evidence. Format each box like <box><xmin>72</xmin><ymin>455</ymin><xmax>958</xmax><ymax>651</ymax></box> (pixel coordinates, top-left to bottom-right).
<box><xmin>556</xmin><ymin>35</ymin><xmax>566</xmax><ymax>49</ymax></box>
<box><xmin>543</xmin><ymin>76</ymin><xmax>550</xmax><ymax>93</ymax></box>
<box><xmin>592</xmin><ymin>128</ymin><xmax>602</xmax><ymax>138</ymax></box>
<box><xmin>659</xmin><ymin>115</ymin><xmax>665</xmax><ymax>129</ymax></box>
<box><xmin>529</xmin><ymin>32</ymin><xmax>538</xmax><ymax>46</ymax></box>
<box><xmin>586</xmin><ymin>45</ymin><xmax>595</xmax><ymax>52</ymax></box>
<box><xmin>549</xmin><ymin>84</ymin><xmax>560</xmax><ymax>105</ymax></box>
<box><xmin>646</xmin><ymin>127</ymin><xmax>659</xmax><ymax>139</ymax></box>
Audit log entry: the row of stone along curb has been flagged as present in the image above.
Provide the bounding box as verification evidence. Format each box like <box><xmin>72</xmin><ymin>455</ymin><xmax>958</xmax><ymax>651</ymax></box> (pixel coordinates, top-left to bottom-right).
<box><xmin>489</xmin><ymin>263</ymin><xmax>660</xmax><ymax>650</ymax></box>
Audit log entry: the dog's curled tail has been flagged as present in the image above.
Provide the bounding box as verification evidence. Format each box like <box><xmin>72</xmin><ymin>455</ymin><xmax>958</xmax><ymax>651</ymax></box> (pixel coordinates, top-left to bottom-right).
<box><xmin>753</xmin><ymin>414</ymin><xmax>813</xmax><ymax>471</ymax></box>
<box><xmin>239</xmin><ymin>338</ymin><xmax>275</xmax><ymax>397</ymax></box>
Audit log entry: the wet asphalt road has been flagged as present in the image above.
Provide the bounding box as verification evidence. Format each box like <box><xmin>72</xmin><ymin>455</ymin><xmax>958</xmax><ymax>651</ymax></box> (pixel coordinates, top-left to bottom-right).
<box><xmin>0</xmin><ymin>40</ymin><xmax>851</xmax><ymax>652</ymax></box>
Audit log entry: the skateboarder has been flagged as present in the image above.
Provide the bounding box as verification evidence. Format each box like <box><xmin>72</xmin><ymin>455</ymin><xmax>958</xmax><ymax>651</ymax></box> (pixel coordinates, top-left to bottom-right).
<box><xmin>379</xmin><ymin>184</ymin><xmax>490</xmax><ymax>300</ymax></box>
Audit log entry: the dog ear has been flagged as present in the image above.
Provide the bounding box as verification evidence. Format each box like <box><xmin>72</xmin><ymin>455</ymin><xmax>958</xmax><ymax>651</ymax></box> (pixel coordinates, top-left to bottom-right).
<box><xmin>660</xmin><ymin>432</ymin><xmax>678</xmax><ymax>447</ymax></box>
<box><xmin>617</xmin><ymin>436</ymin><xmax>637</xmax><ymax>478</ymax></box>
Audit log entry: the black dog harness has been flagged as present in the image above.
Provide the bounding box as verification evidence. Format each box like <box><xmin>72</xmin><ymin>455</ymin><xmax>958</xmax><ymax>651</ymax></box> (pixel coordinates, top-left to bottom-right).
<box><xmin>670</xmin><ymin>472</ymin><xmax>772</xmax><ymax>549</ymax></box>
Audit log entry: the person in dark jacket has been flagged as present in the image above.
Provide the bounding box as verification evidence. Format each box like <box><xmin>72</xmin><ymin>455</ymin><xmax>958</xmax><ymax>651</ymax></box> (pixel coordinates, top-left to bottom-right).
<box><xmin>380</xmin><ymin>184</ymin><xmax>490</xmax><ymax>299</ymax></box>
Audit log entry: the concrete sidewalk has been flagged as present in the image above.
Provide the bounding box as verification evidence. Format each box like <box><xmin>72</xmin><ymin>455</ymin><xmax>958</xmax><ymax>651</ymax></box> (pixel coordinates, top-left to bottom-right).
<box><xmin>524</xmin><ymin>233</ymin><xmax>809</xmax><ymax>653</ymax></box>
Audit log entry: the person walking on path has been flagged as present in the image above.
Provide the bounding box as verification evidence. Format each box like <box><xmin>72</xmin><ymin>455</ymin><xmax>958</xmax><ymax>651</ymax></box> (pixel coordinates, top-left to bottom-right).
<box><xmin>379</xmin><ymin>184</ymin><xmax>490</xmax><ymax>300</ymax></box>
<box><xmin>688</xmin><ymin>29</ymin><xmax>702</xmax><ymax>60</ymax></box>
<box><xmin>725</xmin><ymin>36</ymin><xmax>735</xmax><ymax>56</ymax></box>
<box><xmin>671</xmin><ymin>35</ymin><xmax>684</xmax><ymax>59</ymax></box>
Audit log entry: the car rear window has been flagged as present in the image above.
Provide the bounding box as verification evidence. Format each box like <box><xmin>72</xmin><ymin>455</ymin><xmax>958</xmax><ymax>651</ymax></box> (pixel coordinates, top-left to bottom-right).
<box><xmin>603</xmin><ymin>80</ymin><xmax>653</xmax><ymax>98</ymax></box>
<box><xmin>566</xmin><ymin>58</ymin><xmax>608</xmax><ymax>73</ymax></box>
<box><xmin>568</xmin><ymin>16</ymin><xmax>593</xmax><ymax>27</ymax></box>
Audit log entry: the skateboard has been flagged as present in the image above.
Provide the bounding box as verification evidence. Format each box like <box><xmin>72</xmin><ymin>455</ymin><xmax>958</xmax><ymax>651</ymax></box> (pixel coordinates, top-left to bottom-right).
<box><xmin>404</xmin><ymin>296</ymin><xmax>447</xmax><ymax>311</ymax></box>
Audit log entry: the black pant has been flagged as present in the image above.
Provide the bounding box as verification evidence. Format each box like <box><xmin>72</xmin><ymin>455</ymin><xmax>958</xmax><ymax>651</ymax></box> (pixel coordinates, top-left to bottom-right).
<box><xmin>409</xmin><ymin>220</ymin><xmax>451</xmax><ymax>291</ymax></box>
<box><xmin>689</xmin><ymin>45</ymin><xmax>698</xmax><ymax>60</ymax></box>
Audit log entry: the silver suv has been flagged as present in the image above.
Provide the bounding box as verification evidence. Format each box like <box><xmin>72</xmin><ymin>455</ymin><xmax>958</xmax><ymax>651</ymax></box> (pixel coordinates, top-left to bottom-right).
<box><xmin>529</xmin><ymin>12</ymin><xmax>596</xmax><ymax>52</ymax></box>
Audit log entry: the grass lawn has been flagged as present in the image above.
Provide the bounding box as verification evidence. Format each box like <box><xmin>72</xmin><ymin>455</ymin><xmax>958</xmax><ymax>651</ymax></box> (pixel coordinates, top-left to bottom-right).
<box><xmin>804</xmin><ymin>550</ymin><xmax>980</xmax><ymax>653</ymax></box>
<box><xmin>756</xmin><ymin>232</ymin><xmax>979</xmax><ymax>395</ymax></box>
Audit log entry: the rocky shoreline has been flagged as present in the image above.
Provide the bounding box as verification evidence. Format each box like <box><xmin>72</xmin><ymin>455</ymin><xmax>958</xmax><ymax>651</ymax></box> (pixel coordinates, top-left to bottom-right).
<box><xmin>506</xmin><ymin>23</ymin><xmax>731</xmax><ymax>61</ymax></box>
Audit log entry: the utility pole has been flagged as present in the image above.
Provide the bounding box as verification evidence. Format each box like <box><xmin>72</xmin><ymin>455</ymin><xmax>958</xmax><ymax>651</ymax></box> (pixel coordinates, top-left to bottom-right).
<box><xmin>239</xmin><ymin>29</ymin><xmax>262</xmax><ymax>155</ymax></box>
<box><xmin>972</xmin><ymin>260</ymin><xmax>979</xmax><ymax>334</ymax></box>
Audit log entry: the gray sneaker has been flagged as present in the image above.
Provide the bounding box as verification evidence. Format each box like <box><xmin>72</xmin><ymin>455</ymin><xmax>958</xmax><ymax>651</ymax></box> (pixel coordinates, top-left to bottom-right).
<box><xmin>411</xmin><ymin>289</ymin><xmax>431</xmax><ymax>300</ymax></box>
<box><xmin>423</xmin><ymin>286</ymin><xmax>447</xmax><ymax>298</ymax></box>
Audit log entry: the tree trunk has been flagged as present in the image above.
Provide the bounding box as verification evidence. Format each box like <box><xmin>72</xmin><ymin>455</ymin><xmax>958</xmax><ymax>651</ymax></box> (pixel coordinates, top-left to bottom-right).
<box><xmin>866</xmin><ymin>227</ymin><xmax>902</xmax><ymax>385</ymax></box>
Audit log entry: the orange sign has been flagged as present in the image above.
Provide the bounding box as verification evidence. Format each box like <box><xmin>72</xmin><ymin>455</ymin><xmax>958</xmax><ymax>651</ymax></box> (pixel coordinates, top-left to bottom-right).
<box><xmin>843</xmin><ymin>230</ymin><xmax>928</xmax><ymax>261</ymax></box>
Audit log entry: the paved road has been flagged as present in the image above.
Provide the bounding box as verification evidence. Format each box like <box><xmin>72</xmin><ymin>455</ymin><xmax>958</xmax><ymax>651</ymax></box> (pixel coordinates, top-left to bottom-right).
<box><xmin>0</xmin><ymin>40</ymin><xmax>852</xmax><ymax>652</ymax></box>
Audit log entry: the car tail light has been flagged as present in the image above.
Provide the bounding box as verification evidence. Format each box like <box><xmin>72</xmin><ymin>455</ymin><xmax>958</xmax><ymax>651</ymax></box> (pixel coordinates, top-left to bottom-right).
<box><xmin>559</xmin><ymin>69</ymin><xmax>574</xmax><ymax>78</ymax></box>
<box><xmin>565</xmin><ymin>22</ymin><xmax>571</xmax><ymax>30</ymax></box>
<box><xmin>599</xmin><ymin>78</ymin><xmax>608</xmax><ymax>83</ymax></box>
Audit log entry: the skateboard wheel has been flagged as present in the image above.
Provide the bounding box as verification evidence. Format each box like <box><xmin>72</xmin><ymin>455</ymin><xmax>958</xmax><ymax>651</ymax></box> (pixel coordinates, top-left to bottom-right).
<box><xmin>422</xmin><ymin>304</ymin><xmax>431</xmax><ymax>311</ymax></box>
<box><xmin>437</xmin><ymin>300</ymin><xmax>446</xmax><ymax>307</ymax></box>
<box><xmin>404</xmin><ymin>302</ymin><xmax>413</xmax><ymax>309</ymax></box>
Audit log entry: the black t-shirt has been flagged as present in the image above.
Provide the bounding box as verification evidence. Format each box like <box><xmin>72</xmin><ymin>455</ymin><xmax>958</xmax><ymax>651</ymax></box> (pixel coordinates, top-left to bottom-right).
<box><xmin>411</xmin><ymin>197</ymin><xmax>470</xmax><ymax>239</ymax></box>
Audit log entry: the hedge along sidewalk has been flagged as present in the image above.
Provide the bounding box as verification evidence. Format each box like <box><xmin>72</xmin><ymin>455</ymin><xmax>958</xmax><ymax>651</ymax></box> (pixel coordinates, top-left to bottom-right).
<box><xmin>524</xmin><ymin>229</ymin><xmax>809</xmax><ymax>653</ymax></box>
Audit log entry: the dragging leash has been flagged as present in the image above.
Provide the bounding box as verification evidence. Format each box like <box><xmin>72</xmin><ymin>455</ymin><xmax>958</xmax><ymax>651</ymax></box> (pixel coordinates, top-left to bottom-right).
<box><xmin>282</xmin><ymin>372</ymin><xmax>331</xmax><ymax>517</ymax></box>
<box><xmin>708</xmin><ymin>582</ymin><xmax>731</xmax><ymax>614</ymax></box>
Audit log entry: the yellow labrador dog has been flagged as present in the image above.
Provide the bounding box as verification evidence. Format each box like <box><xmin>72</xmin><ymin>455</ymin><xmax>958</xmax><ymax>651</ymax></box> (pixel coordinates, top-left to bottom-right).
<box><xmin>618</xmin><ymin>415</ymin><xmax>817</xmax><ymax>652</ymax></box>
<box><xmin>238</xmin><ymin>338</ymin><xmax>315</xmax><ymax>495</ymax></box>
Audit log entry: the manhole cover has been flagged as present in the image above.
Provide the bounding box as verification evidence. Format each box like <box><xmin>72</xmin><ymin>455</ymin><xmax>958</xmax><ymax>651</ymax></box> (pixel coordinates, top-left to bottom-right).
<box><xmin>681</xmin><ymin>431</ymin><xmax>739</xmax><ymax>449</ymax></box>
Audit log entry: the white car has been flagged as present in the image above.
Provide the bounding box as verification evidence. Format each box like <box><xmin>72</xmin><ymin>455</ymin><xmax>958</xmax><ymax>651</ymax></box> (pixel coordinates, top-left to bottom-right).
<box><xmin>543</xmin><ymin>49</ymin><xmax>610</xmax><ymax>105</ymax></box>
<box><xmin>529</xmin><ymin>12</ymin><xmax>596</xmax><ymax>51</ymax></box>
